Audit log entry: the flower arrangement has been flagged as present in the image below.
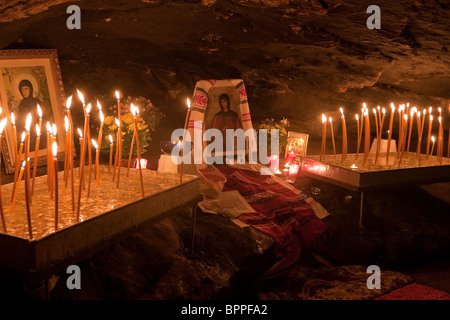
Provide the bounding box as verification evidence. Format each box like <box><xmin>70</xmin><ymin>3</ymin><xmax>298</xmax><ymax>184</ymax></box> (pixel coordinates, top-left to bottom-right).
<box><xmin>255</xmin><ymin>117</ymin><xmax>289</xmax><ymax>155</ymax></box>
<box><xmin>92</xmin><ymin>94</ymin><xmax>164</xmax><ymax>158</ymax></box>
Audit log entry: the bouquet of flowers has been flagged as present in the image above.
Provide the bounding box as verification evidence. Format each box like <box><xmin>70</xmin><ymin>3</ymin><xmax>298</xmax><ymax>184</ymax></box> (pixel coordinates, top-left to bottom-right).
<box><xmin>255</xmin><ymin>117</ymin><xmax>289</xmax><ymax>156</ymax></box>
<box><xmin>92</xmin><ymin>94</ymin><xmax>164</xmax><ymax>158</ymax></box>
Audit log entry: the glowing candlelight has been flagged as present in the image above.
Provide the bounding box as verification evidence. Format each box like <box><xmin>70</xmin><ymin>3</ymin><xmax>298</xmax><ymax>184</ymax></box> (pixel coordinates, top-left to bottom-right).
<box><xmin>406</xmin><ymin>107</ymin><xmax>415</xmax><ymax>155</ymax></box>
<box><xmin>113</xmin><ymin>91</ymin><xmax>123</xmax><ymax>184</ymax></box>
<box><xmin>320</xmin><ymin>114</ymin><xmax>326</xmax><ymax>162</ymax></box>
<box><xmin>131</xmin><ymin>104</ymin><xmax>145</xmax><ymax>197</ymax></box>
<box><xmin>92</xmin><ymin>139</ymin><xmax>100</xmax><ymax>186</ymax></box>
<box><xmin>11</xmin><ymin>112</ymin><xmax>17</xmax><ymax>158</ymax></box>
<box><xmin>373</xmin><ymin>108</ymin><xmax>379</xmax><ymax>141</ymax></box>
<box><xmin>437</xmin><ymin>115</ymin><xmax>443</xmax><ymax>163</ymax></box>
<box><xmin>46</xmin><ymin>122</ymin><xmax>52</xmax><ymax>189</ymax></box>
<box><xmin>398</xmin><ymin>114</ymin><xmax>408</xmax><ymax>168</ymax></box>
<box><xmin>329</xmin><ymin>117</ymin><xmax>336</xmax><ymax>160</ymax></box>
<box><xmin>64</xmin><ymin>115</ymin><xmax>69</xmax><ymax>183</ymax></box>
<box><xmin>109</xmin><ymin>134</ymin><xmax>114</xmax><ymax>173</ymax></box>
<box><xmin>0</xmin><ymin>118</ymin><xmax>7</xmax><ymax>233</ymax></box>
<box><xmin>31</xmin><ymin>124</ymin><xmax>41</xmax><ymax>197</ymax></box>
<box><xmin>77</xmin><ymin>89</ymin><xmax>85</xmax><ymax>107</ymax></box>
<box><xmin>340</xmin><ymin>107</ymin><xmax>347</xmax><ymax>161</ymax></box>
<box><xmin>53</xmin><ymin>141</ymin><xmax>59</xmax><ymax>231</ymax></box>
<box><xmin>77</xmin><ymin>101</ymin><xmax>90</xmax><ymax>220</ymax></box>
<box><xmin>285</xmin><ymin>146</ymin><xmax>296</xmax><ymax>165</ymax></box>
<box><xmin>426</xmin><ymin>114</ymin><xmax>433</xmax><ymax>160</ymax></box>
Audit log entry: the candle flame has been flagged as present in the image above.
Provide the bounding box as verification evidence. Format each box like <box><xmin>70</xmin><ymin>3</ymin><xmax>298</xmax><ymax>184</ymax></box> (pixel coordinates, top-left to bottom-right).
<box><xmin>439</xmin><ymin>116</ymin><xmax>441</xmax><ymax>123</ymax></box>
<box><xmin>418</xmin><ymin>111</ymin><xmax>421</xmax><ymax>117</ymax></box>
<box><xmin>25</xmin><ymin>113</ymin><xmax>32</xmax><ymax>132</ymax></box>
<box><xmin>430</xmin><ymin>115</ymin><xmax>433</xmax><ymax>121</ymax></box>
<box><xmin>115</xmin><ymin>118</ymin><xmax>120</xmax><ymax>127</ymax></box>
<box><xmin>86</xmin><ymin>103</ymin><xmax>91</xmax><ymax>114</ymax></box>
<box><xmin>21</xmin><ymin>131</ymin><xmax>25</xmax><ymax>143</ymax></box>
<box><xmin>115</xmin><ymin>90</ymin><xmax>120</xmax><ymax>100</ymax></box>
<box><xmin>187</xmin><ymin>98</ymin><xmax>191</xmax><ymax>109</ymax></box>
<box><xmin>404</xmin><ymin>114</ymin><xmax>408</xmax><ymax>121</ymax></box>
<box><xmin>377</xmin><ymin>106</ymin><xmax>380</xmax><ymax>111</ymax></box>
<box><xmin>363</xmin><ymin>102</ymin><xmax>367</xmax><ymax>109</ymax></box>
<box><xmin>0</xmin><ymin>118</ymin><xmax>7</xmax><ymax>133</ymax></box>
<box><xmin>382</xmin><ymin>108</ymin><xmax>386</xmax><ymax>115</ymax></box>
<box><xmin>391</xmin><ymin>103</ymin><xmax>395</xmax><ymax>112</ymax></box>
<box><xmin>47</xmin><ymin>122</ymin><xmax>51</xmax><ymax>133</ymax></box>
<box><xmin>100</xmin><ymin>110</ymin><xmax>104</xmax><ymax>123</ymax></box>
<box><xmin>11</xmin><ymin>112</ymin><xmax>15</xmax><ymax>126</ymax></box>
<box><xmin>438</xmin><ymin>107</ymin><xmax>441</xmax><ymax>114</ymax></box>
<box><xmin>340</xmin><ymin>107</ymin><xmax>344</xmax><ymax>115</ymax></box>
<box><xmin>52</xmin><ymin>123</ymin><xmax>57</xmax><ymax>137</ymax></box>
<box><xmin>36</xmin><ymin>124</ymin><xmax>40</xmax><ymax>137</ymax></box>
<box><xmin>423</xmin><ymin>108</ymin><xmax>426</xmax><ymax>115</ymax></box>
<box><xmin>78</xmin><ymin>128</ymin><xmax>83</xmax><ymax>138</ymax></box>
<box><xmin>373</xmin><ymin>108</ymin><xmax>377</xmax><ymax>114</ymax></box>
<box><xmin>329</xmin><ymin>117</ymin><xmax>332</xmax><ymax>123</ymax></box>
<box><xmin>432</xmin><ymin>136</ymin><xmax>435</xmax><ymax>142</ymax></box>
<box><xmin>52</xmin><ymin>141</ymin><xmax>57</xmax><ymax>158</ymax></box>
<box><xmin>109</xmin><ymin>134</ymin><xmax>113</xmax><ymax>145</ymax></box>
<box><xmin>428</xmin><ymin>106</ymin><xmax>432</xmax><ymax>113</ymax></box>
<box><xmin>91</xmin><ymin>139</ymin><xmax>98</xmax><ymax>150</ymax></box>
<box><xmin>322</xmin><ymin>114</ymin><xmax>326</xmax><ymax>123</ymax></box>
<box><xmin>21</xmin><ymin>160</ymin><xmax>26</xmax><ymax>168</ymax></box>
<box><xmin>37</xmin><ymin>104</ymin><xmax>42</xmax><ymax>118</ymax></box>
<box><xmin>130</xmin><ymin>104</ymin><xmax>136</xmax><ymax>117</ymax></box>
<box><xmin>65</xmin><ymin>96</ymin><xmax>72</xmax><ymax>110</ymax></box>
<box><xmin>355</xmin><ymin>114</ymin><xmax>359</xmax><ymax>121</ymax></box>
<box><xmin>77</xmin><ymin>89</ymin><xmax>85</xmax><ymax>105</ymax></box>
<box><xmin>97</xmin><ymin>100</ymin><xmax>102</xmax><ymax>111</ymax></box>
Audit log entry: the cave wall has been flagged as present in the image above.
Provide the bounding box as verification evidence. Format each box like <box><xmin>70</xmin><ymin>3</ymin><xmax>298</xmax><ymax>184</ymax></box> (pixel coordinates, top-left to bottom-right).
<box><xmin>0</xmin><ymin>0</ymin><xmax>449</xmax><ymax>151</ymax></box>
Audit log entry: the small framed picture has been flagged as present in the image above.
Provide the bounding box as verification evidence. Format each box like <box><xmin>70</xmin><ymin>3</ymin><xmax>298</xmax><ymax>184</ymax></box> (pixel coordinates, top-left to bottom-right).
<box><xmin>0</xmin><ymin>49</ymin><xmax>67</xmax><ymax>174</ymax></box>
<box><xmin>286</xmin><ymin>131</ymin><xmax>309</xmax><ymax>158</ymax></box>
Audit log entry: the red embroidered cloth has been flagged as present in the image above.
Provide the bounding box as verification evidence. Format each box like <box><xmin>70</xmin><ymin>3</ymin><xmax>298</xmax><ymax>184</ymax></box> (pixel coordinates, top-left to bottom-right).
<box><xmin>217</xmin><ymin>167</ymin><xmax>330</xmax><ymax>280</ymax></box>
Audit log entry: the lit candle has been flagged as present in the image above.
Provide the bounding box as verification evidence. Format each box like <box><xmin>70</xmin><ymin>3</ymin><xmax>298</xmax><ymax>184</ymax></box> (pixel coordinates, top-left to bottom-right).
<box><xmin>46</xmin><ymin>122</ymin><xmax>52</xmax><ymax>189</ymax></box>
<box><xmin>112</xmin><ymin>118</ymin><xmax>121</xmax><ymax>182</ymax></box>
<box><xmin>320</xmin><ymin>114</ymin><xmax>326</xmax><ymax>162</ymax></box>
<box><xmin>85</xmin><ymin>104</ymin><xmax>93</xmax><ymax>197</ymax></box>
<box><xmin>24</xmin><ymin>114</ymin><xmax>32</xmax><ymax>205</ymax></box>
<box><xmin>398</xmin><ymin>114</ymin><xmax>408</xmax><ymax>168</ymax></box>
<box><xmin>97</xmin><ymin>104</ymin><xmax>104</xmax><ymax>178</ymax></box>
<box><xmin>31</xmin><ymin>124</ymin><xmax>41</xmax><ymax>197</ymax></box>
<box><xmin>416</xmin><ymin>111</ymin><xmax>422</xmax><ymax>166</ymax></box>
<box><xmin>329</xmin><ymin>117</ymin><xmax>336</xmax><ymax>160</ymax></box>
<box><xmin>285</xmin><ymin>147</ymin><xmax>297</xmax><ymax>165</ymax></box>
<box><xmin>340</xmin><ymin>108</ymin><xmax>347</xmax><ymax>161</ymax></box>
<box><xmin>447</xmin><ymin>126</ymin><xmax>450</xmax><ymax>163</ymax></box>
<box><xmin>180</xmin><ymin>98</ymin><xmax>191</xmax><ymax>183</ymax></box>
<box><xmin>375</xmin><ymin>108</ymin><xmax>386</xmax><ymax>165</ymax></box>
<box><xmin>355</xmin><ymin>114</ymin><xmax>361</xmax><ymax>160</ymax></box>
<box><xmin>76</xmin><ymin>98</ymin><xmax>90</xmax><ymax>220</ymax></box>
<box><xmin>363</xmin><ymin>109</ymin><xmax>370</xmax><ymax>165</ymax></box>
<box><xmin>92</xmin><ymin>139</ymin><xmax>99</xmax><ymax>186</ymax></box>
<box><xmin>66</xmin><ymin>96</ymin><xmax>75</xmax><ymax>212</ymax></box>
<box><xmin>37</xmin><ymin>104</ymin><xmax>42</xmax><ymax>137</ymax></box>
<box><xmin>11</xmin><ymin>112</ymin><xmax>17</xmax><ymax>161</ymax></box>
<box><xmin>50</xmin><ymin>124</ymin><xmax>57</xmax><ymax>200</ymax></box>
<box><xmin>113</xmin><ymin>91</ymin><xmax>123</xmax><ymax>183</ymax></box>
<box><xmin>131</xmin><ymin>104</ymin><xmax>145</xmax><ymax>197</ymax></box>
<box><xmin>53</xmin><ymin>141</ymin><xmax>59</xmax><ymax>231</ymax></box>
<box><xmin>426</xmin><ymin>114</ymin><xmax>433</xmax><ymax>160</ymax></box>
<box><xmin>386</xmin><ymin>103</ymin><xmax>395</xmax><ymax>165</ymax></box>
<box><xmin>127</xmin><ymin>109</ymin><xmax>137</xmax><ymax>178</ymax></box>
<box><xmin>0</xmin><ymin>118</ymin><xmax>7</xmax><ymax>233</ymax></box>
<box><xmin>10</xmin><ymin>161</ymin><xmax>26</xmax><ymax>211</ymax></box>
<box><xmin>430</xmin><ymin>136</ymin><xmax>435</xmax><ymax>157</ymax></box>
<box><xmin>437</xmin><ymin>111</ymin><xmax>443</xmax><ymax>163</ymax></box>
<box><xmin>286</xmin><ymin>162</ymin><xmax>300</xmax><ymax>183</ymax></box>
<box><xmin>109</xmin><ymin>134</ymin><xmax>114</xmax><ymax>173</ymax></box>
<box><xmin>64</xmin><ymin>115</ymin><xmax>69</xmax><ymax>183</ymax></box>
